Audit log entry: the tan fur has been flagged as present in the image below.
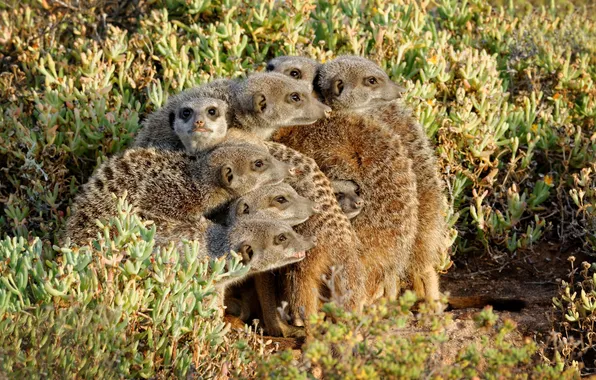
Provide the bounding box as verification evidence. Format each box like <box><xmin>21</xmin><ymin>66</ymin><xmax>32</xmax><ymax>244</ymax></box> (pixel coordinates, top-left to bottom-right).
<box><xmin>266</xmin><ymin>56</ymin><xmax>320</xmax><ymax>85</ymax></box>
<box><xmin>273</xmin><ymin>111</ymin><xmax>419</xmax><ymax>303</ymax></box>
<box><xmin>263</xmin><ymin>140</ymin><xmax>365</xmax><ymax>334</ymax></box>
<box><xmin>66</xmin><ymin>144</ymin><xmax>292</xmax><ymax>244</ymax></box>
<box><xmin>331</xmin><ymin>179</ymin><xmax>364</xmax><ymax>220</ymax></box>
<box><xmin>315</xmin><ymin>56</ymin><xmax>448</xmax><ymax>307</ymax></box>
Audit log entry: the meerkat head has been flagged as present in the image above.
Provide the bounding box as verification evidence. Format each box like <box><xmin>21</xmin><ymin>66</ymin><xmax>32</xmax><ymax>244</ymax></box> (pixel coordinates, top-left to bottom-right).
<box><xmin>229</xmin><ymin>218</ymin><xmax>316</xmax><ymax>273</ymax></box>
<box><xmin>331</xmin><ymin>179</ymin><xmax>364</xmax><ymax>220</ymax></box>
<box><xmin>169</xmin><ymin>97</ymin><xmax>229</xmax><ymax>154</ymax></box>
<box><xmin>316</xmin><ymin>55</ymin><xmax>405</xmax><ymax>110</ymax></box>
<box><xmin>230</xmin><ymin>182</ymin><xmax>319</xmax><ymax>226</ymax></box>
<box><xmin>232</xmin><ymin>72</ymin><xmax>332</xmax><ymax>139</ymax></box>
<box><xmin>201</xmin><ymin>143</ymin><xmax>295</xmax><ymax>196</ymax></box>
<box><xmin>266</xmin><ymin>56</ymin><xmax>320</xmax><ymax>85</ymax></box>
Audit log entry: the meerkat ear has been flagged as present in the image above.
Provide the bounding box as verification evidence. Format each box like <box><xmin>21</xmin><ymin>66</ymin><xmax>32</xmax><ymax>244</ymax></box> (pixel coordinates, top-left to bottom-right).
<box><xmin>235</xmin><ymin>200</ymin><xmax>250</xmax><ymax>216</ymax></box>
<box><xmin>253</xmin><ymin>93</ymin><xmax>267</xmax><ymax>113</ymax></box>
<box><xmin>238</xmin><ymin>243</ymin><xmax>254</xmax><ymax>265</ymax></box>
<box><xmin>169</xmin><ymin>111</ymin><xmax>176</xmax><ymax>130</ymax></box>
<box><xmin>332</xmin><ymin>79</ymin><xmax>344</xmax><ymax>96</ymax></box>
<box><xmin>221</xmin><ymin>165</ymin><xmax>236</xmax><ymax>188</ymax></box>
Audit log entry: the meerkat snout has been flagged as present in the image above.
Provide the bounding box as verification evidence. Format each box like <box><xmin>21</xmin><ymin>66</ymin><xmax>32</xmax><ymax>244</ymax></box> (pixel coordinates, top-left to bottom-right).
<box><xmin>331</xmin><ymin>179</ymin><xmax>365</xmax><ymax>220</ymax></box>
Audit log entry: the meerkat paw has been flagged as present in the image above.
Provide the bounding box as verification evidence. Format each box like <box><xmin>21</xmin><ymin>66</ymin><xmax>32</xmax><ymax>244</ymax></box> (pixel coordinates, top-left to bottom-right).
<box><xmin>280</xmin><ymin>323</ymin><xmax>306</xmax><ymax>339</ymax></box>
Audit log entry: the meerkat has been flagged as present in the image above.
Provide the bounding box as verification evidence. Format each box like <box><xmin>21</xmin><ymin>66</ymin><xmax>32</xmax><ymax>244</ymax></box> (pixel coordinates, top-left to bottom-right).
<box><xmin>273</xmin><ymin>112</ymin><xmax>419</xmax><ymax>305</ymax></box>
<box><xmin>266</xmin><ymin>56</ymin><xmax>320</xmax><ymax>85</ymax></box>
<box><xmin>225</xmin><ymin>182</ymin><xmax>319</xmax><ymax>226</ymax></box>
<box><xmin>171</xmin><ymin>97</ymin><xmax>228</xmax><ymax>154</ymax></box>
<box><xmin>316</xmin><ymin>55</ymin><xmax>448</xmax><ymax>307</ymax></box>
<box><xmin>153</xmin><ymin>216</ymin><xmax>316</xmax><ymax>320</ymax></box>
<box><xmin>65</xmin><ymin>144</ymin><xmax>293</xmax><ymax>244</ymax></box>
<box><xmin>135</xmin><ymin>75</ymin><xmax>366</xmax><ymax>336</ymax></box>
<box><xmin>331</xmin><ymin>180</ymin><xmax>364</xmax><ymax>220</ymax></box>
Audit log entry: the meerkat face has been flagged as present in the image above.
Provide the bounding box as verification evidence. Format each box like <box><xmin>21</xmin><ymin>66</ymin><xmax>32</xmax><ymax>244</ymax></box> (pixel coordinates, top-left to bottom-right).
<box><xmin>316</xmin><ymin>55</ymin><xmax>405</xmax><ymax>111</ymax></box>
<box><xmin>230</xmin><ymin>219</ymin><xmax>316</xmax><ymax>273</ymax></box>
<box><xmin>231</xmin><ymin>182</ymin><xmax>319</xmax><ymax>226</ymax></box>
<box><xmin>170</xmin><ymin>98</ymin><xmax>229</xmax><ymax>154</ymax></box>
<box><xmin>235</xmin><ymin>72</ymin><xmax>332</xmax><ymax>139</ymax></box>
<box><xmin>331</xmin><ymin>179</ymin><xmax>364</xmax><ymax>220</ymax></box>
<box><xmin>207</xmin><ymin>144</ymin><xmax>294</xmax><ymax>196</ymax></box>
<box><xmin>266</xmin><ymin>56</ymin><xmax>320</xmax><ymax>85</ymax></box>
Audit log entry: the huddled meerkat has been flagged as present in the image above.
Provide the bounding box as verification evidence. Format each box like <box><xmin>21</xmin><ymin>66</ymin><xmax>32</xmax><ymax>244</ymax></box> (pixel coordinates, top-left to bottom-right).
<box><xmin>172</xmin><ymin>97</ymin><xmax>229</xmax><ymax>154</ymax></box>
<box><xmin>266</xmin><ymin>56</ymin><xmax>321</xmax><ymax>85</ymax></box>
<box><xmin>315</xmin><ymin>55</ymin><xmax>448</xmax><ymax>307</ymax></box>
<box><xmin>136</xmin><ymin>74</ymin><xmax>365</xmax><ymax>337</ymax></box>
<box><xmin>331</xmin><ymin>179</ymin><xmax>364</xmax><ymax>220</ymax></box>
<box><xmin>154</xmin><ymin>216</ymin><xmax>315</xmax><ymax>317</ymax></box>
<box><xmin>274</xmin><ymin>111</ymin><xmax>419</xmax><ymax>304</ymax></box>
<box><xmin>66</xmin><ymin>143</ymin><xmax>293</xmax><ymax>244</ymax></box>
<box><xmin>227</xmin><ymin>182</ymin><xmax>319</xmax><ymax>226</ymax></box>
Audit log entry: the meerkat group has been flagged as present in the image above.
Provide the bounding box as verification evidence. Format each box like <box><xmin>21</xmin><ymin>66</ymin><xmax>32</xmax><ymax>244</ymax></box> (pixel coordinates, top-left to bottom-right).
<box><xmin>64</xmin><ymin>54</ymin><xmax>448</xmax><ymax>338</ymax></box>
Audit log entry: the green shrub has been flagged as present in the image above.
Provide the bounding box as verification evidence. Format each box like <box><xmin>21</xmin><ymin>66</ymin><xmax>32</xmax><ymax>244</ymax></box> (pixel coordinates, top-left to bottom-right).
<box><xmin>0</xmin><ymin>195</ymin><xmax>258</xmax><ymax>378</ymax></box>
<box><xmin>549</xmin><ymin>257</ymin><xmax>596</xmax><ymax>375</ymax></box>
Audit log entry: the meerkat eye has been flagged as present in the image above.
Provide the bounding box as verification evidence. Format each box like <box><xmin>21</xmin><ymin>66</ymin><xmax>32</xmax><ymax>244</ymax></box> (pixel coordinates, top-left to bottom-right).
<box><xmin>275</xmin><ymin>233</ymin><xmax>287</xmax><ymax>244</ymax></box>
<box><xmin>254</xmin><ymin>159</ymin><xmax>264</xmax><ymax>168</ymax></box>
<box><xmin>365</xmin><ymin>77</ymin><xmax>378</xmax><ymax>86</ymax></box>
<box><xmin>354</xmin><ymin>185</ymin><xmax>361</xmax><ymax>196</ymax></box>
<box><xmin>207</xmin><ymin>107</ymin><xmax>218</xmax><ymax>116</ymax></box>
<box><xmin>289</xmin><ymin>69</ymin><xmax>302</xmax><ymax>79</ymax></box>
<box><xmin>275</xmin><ymin>196</ymin><xmax>288</xmax><ymax>204</ymax></box>
<box><xmin>180</xmin><ymin>108</ymin><xmax>193</xmax><ymax>120</ymax></box>
<box><xmin>336</xmin><ymin>192</ymin><xmax>345</xmax><ymax>200</ymax></box>
<box><xmin>290</xmin><ymin>93</ymin><xmax>301</xmax><ymax>103</ymax></box>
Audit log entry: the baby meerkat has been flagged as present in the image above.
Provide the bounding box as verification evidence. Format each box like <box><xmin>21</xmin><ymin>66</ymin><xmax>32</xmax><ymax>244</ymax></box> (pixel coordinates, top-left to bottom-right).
<box><xmin>331</xmin><ymin>180</ymin><xmax>364</xmax><ymax>220</ymax></box>
<box><xmin>154</xmin><ymin>216</ymin><xmax>315</xmax><ymax>318</ymax></box>
<box><xmin>266</xmin><ymin>56</ymin><xmax>321</xmax><ymax>85</ymax></box>
<box><xmin>66</xmin><ymin>144</ymin><xmax>293</xmax><ymax>244</ymax></box>
<box><xmin>317</xmin><ymin>55</ymin><xmax>448</xmax><ymax>308</ymax></box>
<box><xmin>228</xmin><ymin>182</ymin><xmax>319</xmax><ymax>226</ymax></box>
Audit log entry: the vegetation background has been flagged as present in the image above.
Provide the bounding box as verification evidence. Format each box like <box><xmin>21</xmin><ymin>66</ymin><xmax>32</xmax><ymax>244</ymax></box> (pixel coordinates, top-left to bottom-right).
<box><xmin>0</xmin><ymin>0</ymin><xmax>594</xmax><ymax>378</ymax></box>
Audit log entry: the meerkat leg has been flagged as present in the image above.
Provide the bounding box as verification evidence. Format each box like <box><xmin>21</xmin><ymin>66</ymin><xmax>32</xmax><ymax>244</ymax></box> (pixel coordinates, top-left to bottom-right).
<box><xmin>421</xmin><ymin>266</ymin><xmax>441</xmax><ymax>311</ymax></box>
<box><xmin>215</xmin><ymin>286</ymin><xmax>227</xmax><ymax>319</ymax></box>
<box><xmin>255</xmin><ymin>272</ymin><xmax>305</xmax><ymax>338</ymax></box>
<box><xmin>382</xmin><ymin>267</ymin><xmax>400</xmax><ymax>301</ymax></box>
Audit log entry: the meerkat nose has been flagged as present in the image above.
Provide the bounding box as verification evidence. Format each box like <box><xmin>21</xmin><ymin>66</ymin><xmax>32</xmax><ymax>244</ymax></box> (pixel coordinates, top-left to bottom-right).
<box><xmin>288</xmin><ymin>166</ymin><xmax>299</xmax><ymax>176</ymax></box>
<box><xmin>195</xmin><ymin>119</ymin><xmax>205</xmax><ymax>127</ymax></box>
<box><xmin>354</xmin><ymin>200</ymin><xmax>364</xmax><ymax>208</ymax></box>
